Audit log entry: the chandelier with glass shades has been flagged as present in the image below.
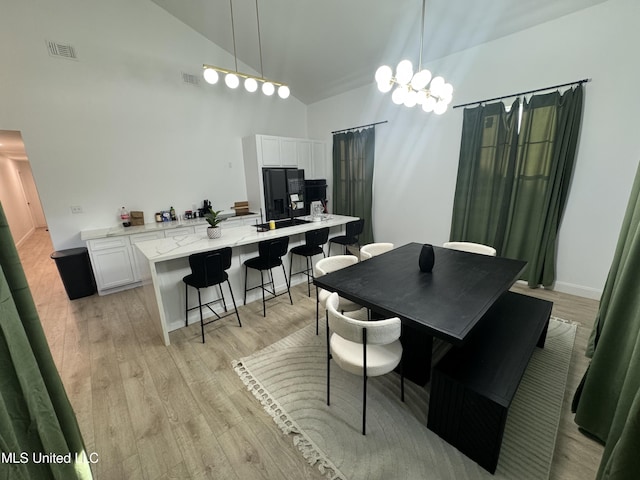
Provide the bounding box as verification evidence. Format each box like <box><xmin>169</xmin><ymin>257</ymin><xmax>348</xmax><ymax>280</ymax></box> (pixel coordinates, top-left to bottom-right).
<box><xmin>203</xmin><ymin>0</ymin><xmax>290</xmax><ymax>99</ymax></box>
<box><xmin>375</xmin><ymin>0</ymin><xmax>452</xmax><ymax>114</ymax></box>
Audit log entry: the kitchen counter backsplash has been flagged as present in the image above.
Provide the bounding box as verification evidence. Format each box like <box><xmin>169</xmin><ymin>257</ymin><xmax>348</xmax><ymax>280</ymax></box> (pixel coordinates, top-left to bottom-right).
<box><xmin>81</xmin><ymin>210</ymin><xmax>259</xmax><ymax>241</ymax></box>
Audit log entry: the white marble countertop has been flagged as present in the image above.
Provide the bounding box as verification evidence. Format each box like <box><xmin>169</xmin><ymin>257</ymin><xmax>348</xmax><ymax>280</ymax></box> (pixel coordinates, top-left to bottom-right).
<box><xmin>80</xmin><ymin>211</ymin><xmax>259</xmax><ymax>241</ymax></box>
<box><xmin>135</xmin><ymin>214</ymin><xmax>358</xmax><ymax>264</ymax></box>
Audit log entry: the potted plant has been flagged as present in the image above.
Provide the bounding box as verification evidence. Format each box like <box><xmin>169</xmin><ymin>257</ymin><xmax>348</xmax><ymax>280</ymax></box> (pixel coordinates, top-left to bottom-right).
<box><xmin>204</xmin><ymin>207</ymin><xmax>223</xmax><ymax>239</ymax></box>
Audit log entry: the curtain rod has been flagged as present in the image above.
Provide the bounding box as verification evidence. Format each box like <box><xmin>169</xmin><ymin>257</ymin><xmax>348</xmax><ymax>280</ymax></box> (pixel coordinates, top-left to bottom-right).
<box><xmin>332</xmin><ymin>120</ymin><xmax>388</xmax><ymax>135</ymax></box>
<box><xmin>452</xmin><ymin>78</ymin><xmax>591</xmax><ymax>109</ymax></box>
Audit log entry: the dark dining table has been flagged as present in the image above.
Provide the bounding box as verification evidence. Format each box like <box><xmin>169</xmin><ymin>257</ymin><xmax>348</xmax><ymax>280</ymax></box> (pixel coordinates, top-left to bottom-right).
<box><xmin>313</xmin><ymin>242</ymin><xmax>527</xmax><ymax>384</ymax></box>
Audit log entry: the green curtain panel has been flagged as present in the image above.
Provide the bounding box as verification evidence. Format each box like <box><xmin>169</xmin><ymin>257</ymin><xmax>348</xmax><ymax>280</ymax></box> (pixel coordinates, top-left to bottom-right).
<box><xmin>0</xmin><ymin>202</ymin><xmax>91</xmax><ymax>480</ymax></box>
<box><xmin>332</xmin><ymin>128</ymin><xmax>375</xmax><ymax>245</ymax></box>
<box><xmin>573</xmin><ymin>161</ymin><xmax>640</xmax><ymax>480</ymax></box>
<box><xmin>450</xmin><ymin>85</ymin><xmax>583</xmax><ymax>287</ymax></box>
<box><xmin>449</xmin><ymin>100</ymin><xmax>519</xmax><ymax>252</ymax></box>
<box><xmin>502</xmin><ymin>86</ymin><xmax>584</xmax><ymax>287</ymax></box>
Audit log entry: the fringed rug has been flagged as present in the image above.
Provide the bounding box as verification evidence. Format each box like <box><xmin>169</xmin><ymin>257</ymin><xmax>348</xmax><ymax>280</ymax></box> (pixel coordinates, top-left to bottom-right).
<box><xmin>233</xmin><ymin>317</ymin><xmax>576</xmax><ymax>480</ymax></box>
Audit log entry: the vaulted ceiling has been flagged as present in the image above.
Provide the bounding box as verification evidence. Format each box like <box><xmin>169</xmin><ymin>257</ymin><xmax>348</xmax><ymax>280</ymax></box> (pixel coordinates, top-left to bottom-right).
<box><xmin>150</xmin><ymin>0</ymin><xmax>607</xmax><ymax>104</ymax></box>
<box><xmin>0</xmin><ymin>0</ymin><xmax>608</xmax><ymax>161</ymax></box>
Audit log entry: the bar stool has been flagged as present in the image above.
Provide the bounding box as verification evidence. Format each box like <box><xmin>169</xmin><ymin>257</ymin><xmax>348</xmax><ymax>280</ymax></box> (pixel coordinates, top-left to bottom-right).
<box><xmin>289</xmin><ymin>227</ymin><xmax>329</xmax><ymax>297</ymax></box>
<box><xmin>244</xmin><ymin>236</ymin><xmax>293</xmax><ymax>316</ymax></box>
<box><xmin>182</xmin><ymin>247</ymin><xmax>241</xmax><ymax>343</ymax></box>
<box><xmin>328</xmin><ymin>219</ymin><xmax>364</xmax><ymax>256</ymax></box>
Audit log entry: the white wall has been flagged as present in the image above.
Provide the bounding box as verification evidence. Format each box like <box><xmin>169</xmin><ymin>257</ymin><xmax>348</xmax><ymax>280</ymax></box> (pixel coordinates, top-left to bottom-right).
<box><xmin>0</xmin><ymin>0</ymin><xmax>308</xmax><ymax>249</ymax></box>
<box><xmin>308</xmin><ymin>0</ymin><xmax>640</xmax><ymax>299</ymax></box>
<box><xmin>0</xmin><ymin>155</ymin><xmax>35</xmax><ymax>245</ymax></box>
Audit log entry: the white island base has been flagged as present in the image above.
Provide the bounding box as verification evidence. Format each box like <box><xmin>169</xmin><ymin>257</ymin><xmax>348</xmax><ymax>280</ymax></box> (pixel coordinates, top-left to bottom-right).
<box><xmin>135</xmin><ymin>215</ymin><xmax>358</xmax><ymax>345</ymax></box>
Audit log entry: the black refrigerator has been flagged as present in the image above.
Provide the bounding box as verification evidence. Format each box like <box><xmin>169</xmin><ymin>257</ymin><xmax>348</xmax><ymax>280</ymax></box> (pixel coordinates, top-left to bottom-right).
<box><xmin>262</xmin><ymin>168</ymin><xmax>306</xmax><ymax>221</ymax></box>
<box><xmin>304</xmin><ymin>179</ymin><xmax>328</xmax><ymax>215</ymax></box>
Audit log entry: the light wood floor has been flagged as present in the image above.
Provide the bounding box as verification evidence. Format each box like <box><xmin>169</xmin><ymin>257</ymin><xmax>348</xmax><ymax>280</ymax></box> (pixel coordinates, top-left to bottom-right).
<box><xmin>18</xmin><ymin>228</ymin><xmax>604</xmax><ymax>480</ymax></box>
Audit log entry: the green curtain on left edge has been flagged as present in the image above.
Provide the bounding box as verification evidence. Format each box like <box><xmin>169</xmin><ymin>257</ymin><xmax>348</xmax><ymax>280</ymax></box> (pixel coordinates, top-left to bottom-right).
<box><xmin>572</xmin><ymin>161</ymin><xmax>640</xmax><ymax>480</ymax></box>
<box><xmin>0</xmin><ymin>202</ymin><xmax>91</xmax><ymax>480</ymax></box>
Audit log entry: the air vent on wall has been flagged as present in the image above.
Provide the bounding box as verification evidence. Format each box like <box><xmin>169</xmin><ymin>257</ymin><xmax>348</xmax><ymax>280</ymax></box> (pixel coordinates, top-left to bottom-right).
<box><xmin>46</xmin><ymin>40</ymin><xmax>78</xmax><ymax>60</ymax></box>
<box><xmin>182</xmin><ymin>72</ymin><xmax>200</xmax><ymax>86</ymax></box>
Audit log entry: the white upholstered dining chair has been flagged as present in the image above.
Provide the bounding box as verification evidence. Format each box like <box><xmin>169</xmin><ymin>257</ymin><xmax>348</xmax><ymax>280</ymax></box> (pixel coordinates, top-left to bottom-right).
<box><xmin>359</xmin><ymin>242</ymin><xmax>394</xmax><ymax>260</ymax></box>
<box><xmin>314</xmin><ymin>255</ymin><xmax>360</xmax><ymax>335</ymax></box>
<box><xmin>325</xmin><ymin>292</ymin><xmax>404</xmax><ymax>435</ymax></box>
<box><xmin>443</xmin><ymin>241</ymin><xmax>497</xmax><ymax>256</ymax></box>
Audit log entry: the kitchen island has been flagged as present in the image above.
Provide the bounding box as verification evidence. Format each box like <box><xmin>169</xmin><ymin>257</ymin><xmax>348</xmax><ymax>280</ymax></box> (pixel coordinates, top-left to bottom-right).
<box><xmin>134</xmin><ymin>215</ymin><xmax>359</xmax><ymax>345</ymax></box>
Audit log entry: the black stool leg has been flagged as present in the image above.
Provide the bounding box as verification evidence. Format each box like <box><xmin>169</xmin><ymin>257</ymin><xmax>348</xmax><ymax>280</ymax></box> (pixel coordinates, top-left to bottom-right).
<box><xmin>260</xmin><ymin>269</ymin><xmax>266</xmax><ymax>317</ymax></box>
<box><xmin>244</xmin><ymin>265</ymin><xmax>248</xmax><ymax>306</ymax></box>
<box><xmin>282</xmin><ymin>264</ymin><xmax>293</xmax><ymax>305</ymax></box>
<box><xmin>198</xmin><ymin>288</ymin><xmax>205</xmax><ymax>343</ymax></box>
<box><xmin>185</xmin><ymin>283</ymin><xmax>189</xmax><ymax>327</ymax></box>
<box><xmin>219</xmin><ymin>284</ymin><xmax>228</xmax><ymax>312</ymax></box>
<box><xmin>288</xmin><ymin>252</ymin><xmax>294</xmax><ymax>288</ymax></box>
<box><xmin>306</xmin><ymin>256</ymin><xmax>312</xmax><ymax>297</ymax></box>
<box><xmin>226</xmin><ymin>279</ymin><xmax>242</xmax><ymax>327</ymax></box>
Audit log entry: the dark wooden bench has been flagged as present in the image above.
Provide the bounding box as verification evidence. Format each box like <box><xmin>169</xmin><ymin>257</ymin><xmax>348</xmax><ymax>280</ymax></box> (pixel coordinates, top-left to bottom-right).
<box><xmin>427</xmin><ymin>291</ymin><xmax>552</xmax><ymax>473</ymax></box>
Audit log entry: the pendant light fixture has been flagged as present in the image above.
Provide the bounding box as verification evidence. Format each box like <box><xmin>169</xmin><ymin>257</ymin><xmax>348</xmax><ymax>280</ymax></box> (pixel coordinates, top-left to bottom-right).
<box><xmin>375</xmin><ymin>0</ymin><xmax>452</xmax><ymax>114</ymax></box>
<box><xmin>203</xmin><ymin>0</ymin><xmax>290</xmax><ymax>99</ymax></box>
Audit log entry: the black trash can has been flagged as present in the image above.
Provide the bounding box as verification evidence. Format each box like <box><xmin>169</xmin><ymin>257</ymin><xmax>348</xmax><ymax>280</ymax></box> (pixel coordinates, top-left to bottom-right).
<box><xmin>50</xmin><ymin>247</ymin><xmax>97</xmax><ymax>300</ymax></box>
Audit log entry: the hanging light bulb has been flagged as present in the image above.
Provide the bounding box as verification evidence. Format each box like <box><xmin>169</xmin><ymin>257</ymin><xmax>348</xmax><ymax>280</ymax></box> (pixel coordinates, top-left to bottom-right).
<box><xmin>375</xmin><ymin>65</ymin><xmax>393</xmax><ymax>85</ymax></box>
<box><xmin>395</xmin><ymin>60</ymin><xmax>414</xmax><ymax>86</ymax></box>
<box><xmin>429</xmin><ymin>76</ymin><xmax>445</xmax><ymax>97</ymax></box>
<box><xmin>225</xmin><ymin>73</ymin><xmax>239</xmax><ymax>89</ymax></box>
<box><xmin>244</xmin><ymin>77</ymin><xmax>258</xmax><ymax>92</ymax></box>
<box><xmin>391</xmin><ymin>86</ymin><xmax>408</xmax><ymax>105</ymax></box>
<box><xmin>411</xmin><ymin>69</ymin><xmax>432</xmax><ymax>90</ymax></box>
<box><xmin>277</xmin><ymin>85</ymin><xmax>290</xmax><ymax>99</ymax></box>
<box><xmin>404</xmin><ymin>90</ymin><xmax>419</xmax><ymax>108</ymax></box>
<box><xmin>262</xmin><ymin>82</ymin><xmax>275</xmax><ymax>96</ymax></box>
<box><xmin>422</xmin><ymin>96</ymin><xmax>437</xmax><ymax>113</ymax></box>
<box><xmin>203</xmin><ymin>68</ymin><xmax>219</xmax><ymax>85</ymax></box>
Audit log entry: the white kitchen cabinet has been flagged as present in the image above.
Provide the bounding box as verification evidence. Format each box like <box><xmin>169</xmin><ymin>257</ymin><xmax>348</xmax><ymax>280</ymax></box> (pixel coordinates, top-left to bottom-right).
<box><xmin>296</xmin><ymin>140</ymin><xmax>312</xmax><ymax>174</ymax></box>
<box><xmin>260</xmin><ymin>136</ymin><xmax>282</xmax><ymax>166</ymax></box>
<box><xmin>87</xmin><ymin>236</ymin><xmax>136</xmax><ymax>293</ymax></box>
<box><xmin>280</xmin><ymin>138</ymin><xmax>298</xmax><ymax>166</ymax></box>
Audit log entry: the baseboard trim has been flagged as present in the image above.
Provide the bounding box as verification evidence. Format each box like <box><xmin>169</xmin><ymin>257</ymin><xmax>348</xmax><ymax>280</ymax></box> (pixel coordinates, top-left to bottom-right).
<box><xmin>514</xmin><ymin>279</ymin><xmax>602</xmax><ymax>300</ymax></box>
<box><xmin>553</xmin><ymin>281</ymin><xmax>602</xmax><ymax>300</ymax></box>
<box><xmin>15</xmin><ymin>227</ymin><xmax>36</xmax><ymax>248</ymax></box>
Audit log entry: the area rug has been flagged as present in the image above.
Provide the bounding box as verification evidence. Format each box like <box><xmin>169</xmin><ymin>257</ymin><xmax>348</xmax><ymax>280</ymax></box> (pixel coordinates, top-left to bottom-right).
<box><xmin>232</xmin><ymin>317</ymin><xmax>576</xmax><ymax>480</ymax></box>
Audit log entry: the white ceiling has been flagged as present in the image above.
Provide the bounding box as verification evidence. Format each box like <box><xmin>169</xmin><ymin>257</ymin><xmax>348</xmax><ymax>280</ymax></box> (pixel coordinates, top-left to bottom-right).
<box><xmin>0</xmin><ymin>0</ymin><xmax>606</xmax><ymax>161</ymax></box>
<box><xmin>150</xmin><ymin>0</ymin><xmax>606</xmax><ymax>104</ymax></box>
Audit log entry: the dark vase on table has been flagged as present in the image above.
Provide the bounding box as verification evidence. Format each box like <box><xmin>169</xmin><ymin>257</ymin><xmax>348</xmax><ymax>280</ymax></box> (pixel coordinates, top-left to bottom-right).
<box><xmin>419</xmin><ymin>244</ymin><xmax>435</xmax><ymax>272</ymax></box>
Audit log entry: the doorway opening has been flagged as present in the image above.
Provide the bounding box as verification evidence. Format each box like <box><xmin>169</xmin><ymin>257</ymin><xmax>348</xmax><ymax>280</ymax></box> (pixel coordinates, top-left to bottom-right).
<box><xmin>0</xmin><ymin>129</ymin><xmax>49</xmax><ymax>247</ymax></box>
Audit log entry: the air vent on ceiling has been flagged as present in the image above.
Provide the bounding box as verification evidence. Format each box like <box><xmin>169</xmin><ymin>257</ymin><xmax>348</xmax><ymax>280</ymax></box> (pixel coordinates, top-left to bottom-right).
<box><xmin>182</xmin><ymin>72</ymin><xmax>200</xmax><ymax>86</ymax></box>
<box><xmin>46</xmin><ymin>40</ymin><xmax>78</xmax><ymax>60</ymax></box>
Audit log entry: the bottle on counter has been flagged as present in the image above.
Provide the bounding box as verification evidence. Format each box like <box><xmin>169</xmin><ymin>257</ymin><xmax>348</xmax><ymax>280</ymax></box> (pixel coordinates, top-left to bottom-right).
<box><xmin>155</xmin><ymin>212</ymin><xmax>162</xmax><ymax>222</ymax></box>
<box><xmin>170</xmin><ymin>206</ymin><xmax>176</xmax><ymax>221</ymax></box>
<box><xmin>120</xmin><ymin>207</ymin><xmax>131</xmax><ymax>227</ymax></box>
